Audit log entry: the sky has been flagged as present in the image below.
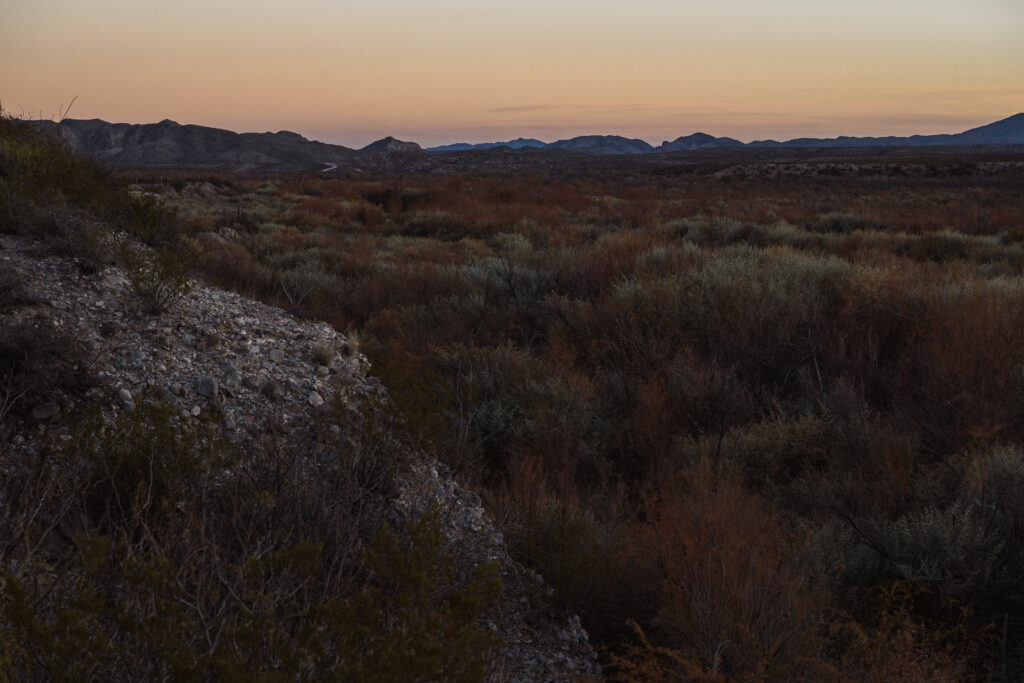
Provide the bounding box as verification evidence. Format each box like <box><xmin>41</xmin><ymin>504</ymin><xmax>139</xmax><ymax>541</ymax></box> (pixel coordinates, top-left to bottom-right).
<box><xmin>2</xmin><ymin>0</ymin><xmax>1023</xmax><ymax>148</ymax></box>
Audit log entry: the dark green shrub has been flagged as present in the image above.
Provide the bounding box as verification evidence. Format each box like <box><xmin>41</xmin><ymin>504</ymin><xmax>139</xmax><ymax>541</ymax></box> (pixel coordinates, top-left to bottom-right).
<box><xmin>120</xmin><ymin>245</ymin><xmax>193</xmax><ymax>314</ymax></box>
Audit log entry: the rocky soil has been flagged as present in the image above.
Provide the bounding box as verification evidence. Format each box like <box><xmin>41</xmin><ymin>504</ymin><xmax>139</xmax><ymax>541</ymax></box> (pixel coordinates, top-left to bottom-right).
<box><xmin>0</xmin><ymin>233</ymin><xmax>600</xmax><ymax>681</ymax></box>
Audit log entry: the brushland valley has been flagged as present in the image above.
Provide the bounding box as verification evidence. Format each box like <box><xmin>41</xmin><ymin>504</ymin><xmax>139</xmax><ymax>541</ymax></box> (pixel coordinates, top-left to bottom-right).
<box><xmin>4</xmin><ymin>110</ymin><xmax>1024</xmax><ymax>680</ymax></box>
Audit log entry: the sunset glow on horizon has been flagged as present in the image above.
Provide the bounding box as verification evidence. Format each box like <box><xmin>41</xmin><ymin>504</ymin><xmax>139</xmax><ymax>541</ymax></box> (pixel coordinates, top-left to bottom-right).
<box><xmin>3</xmin><ymin>0</ymin><xmax>1022</xmax><ymax>148</ymax></box>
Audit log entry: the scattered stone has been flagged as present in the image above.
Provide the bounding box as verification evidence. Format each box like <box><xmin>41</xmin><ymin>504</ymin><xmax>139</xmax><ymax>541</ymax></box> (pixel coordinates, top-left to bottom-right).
<box><xmin>31</xmin><ymin>402</ymin><xmax>61</xmax><ymax>420</ymax></box>
<box><xmin>269</xmin><ymin>348</ymin><xmax>285</xmax><ymax>362</ymax></box>
<box><xmin>117</xmin><ymin>388</ymin><xmax>133</xmax><ymax>403</ymax></box>
<box><xmin>169</xmin><ymin>381</ymin><xmax>184</xmax><ymax>396</ymax></box>
<box><xmin>315</xmin><ymin>365</ymin><xmax>330</xmax><ymax>377</ymax></box>
<box><xmin>132</xmin><ymin>350</ymin><xmax>146</xmax><ymax>363</ymax></box>
<box><xmin>223</xmin><ymin>415</ymin><xmax>237</xmax><ymax>431</ymax></box>
<box><xmin>197</xmin><ymin>377</ymin><xmax>219</xmax><ymax>398</ymax></box>
<box><xmin>308</xmin><ymin>391</ymin><xmax>324</xmax><ymax>408</ymax></box>
<box><xmin>190</xmin><ymin>405</ymin><xmax>201</xmax><ymax>417</ymax></box>
<box><xmin>242</xmin><ymin>376</ymin><xmax>260</xmax><ymax>391</ymax></box>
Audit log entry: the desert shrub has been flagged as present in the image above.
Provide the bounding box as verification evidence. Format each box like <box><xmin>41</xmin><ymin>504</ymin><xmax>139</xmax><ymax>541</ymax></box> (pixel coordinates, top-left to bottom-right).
<box><xmin>311</xmin><ymin>339</ymin><xmax>336</xmax><ymax>366</ymax></box>
<box><xmin>810</xmin><ymin>211</ymin><xmax>879</xmax><ymax>234</ymax></box>
<box><xmin>823</xmin><ymin>582</ymin><xmax>978</xmax><ymax>682</ymax></box>
<box><xmin>683</xmin><ymin>247</ymin><xmax>854</xmax><ymax>388</ymax></box>
<box><xmin>913</xmin><ymin>229</ymin><xmax>972</xmax><ymax>263</ymax></box>
<box><xmin>662</xmin><ymin>355</ymin><xmax>757</xmax><ymax>448</ymax></box>
<box><xmin>363</xmin><ymin>343</ymin><xmax>468</xmax><ymax>455</ymax></box>
<box><xmin>120</xmin><ymin>245</ymin><xmax>193</xmax><ymax>314</ymax></box>
<box><xmin>493</xmin><ymin>456</ymin><xmax>647</xmax><ymax>647</ymax></box>
<box><xmin>199</xmin><ymin>240</ymin><xmax>276</xmax><ymax>296</ymax></box>
<box><xmin>401</xmin><ymin>211</ymin><xmax>474</xmax><ymax>240</ymax></box>
<box><xmin>633</xmin><ymin>242</ymin><xmax>701</xmax><ymax>277</ymax></box>
<box><xmin>877</xmin><ymin>503</ymin><xmax>1004</xmax><ymax>605</ymax></box>
<box><xmin>277</xmin><ymin>259</ymin><xmax>339</xmax><ymax>312</ymax></box>
<box><xmin>964</xmin><ymin>446</ymin><xmax>1024</xmax><ymax>556</ymax></box>
<box><xmin>0</xmin><ymin>265</ymin><xmax>35</xmax><ymax>311</ymax></box>
<box><xmin>462</xmin><ymin>255</ymin><xmax>552</xmax><ymax>311</ymax></box>
<box><xmin>54</xmin><ymin>218</ymin><xmax>115</xmax><ymax>272</ymax></box>
<box><xmin>315</xmin><ymin>508</ymin><xmax>502</xmax><ymax>682</ymax></box>
<box><xmin>0</xmin><ymin>319</ymin><xmax>92</xmax><ymax>426</ymax></box>
<box><xmin>0</xmin><ymin>395</ymin><xmax>501</xmax><ymax>680</ymax></box>
<box><xmin>76</xmin><ymin>400</ymin><xmax>214</xmax><ymax>525</ymax></box>
<box><xmin>679</xmin><ymin>413</ymin><xmax>830</xmax><ymax>488</ymax></box>
<box><xmin>908</xmin><ymin>278</ymin><xmax>1024</xmax><ymax>448</ymax></box>
<box><xmin>629</xmin><ymin>465</ymin><xmax>823</xmax><ymax>680</ymax></box>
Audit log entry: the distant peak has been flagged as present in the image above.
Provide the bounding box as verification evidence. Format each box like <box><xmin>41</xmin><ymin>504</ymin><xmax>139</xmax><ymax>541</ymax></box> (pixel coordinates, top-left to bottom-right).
<box><xmin>360</xmin><ymin>137</ymin><xmax>424</xmax><ymax>154</ymax></box>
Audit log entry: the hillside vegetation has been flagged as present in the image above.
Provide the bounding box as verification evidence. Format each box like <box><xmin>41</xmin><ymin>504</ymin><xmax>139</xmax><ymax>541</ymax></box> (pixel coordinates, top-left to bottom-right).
<box><xmin>0</xmin><ymin>114</ymin><xmax>507</xmax><ymax>680</ymax></box>
<box><xmin>149</xmin><ymin>156</ymin><xmax>1024</xmax><ymax>679</ymax></box>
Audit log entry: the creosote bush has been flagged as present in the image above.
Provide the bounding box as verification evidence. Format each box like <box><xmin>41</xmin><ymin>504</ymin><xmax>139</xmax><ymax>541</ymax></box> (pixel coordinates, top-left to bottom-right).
<box><xmin>119</xmin><ymin>244</ymin><xmax>193</xmax><ymax>314</ymax></box>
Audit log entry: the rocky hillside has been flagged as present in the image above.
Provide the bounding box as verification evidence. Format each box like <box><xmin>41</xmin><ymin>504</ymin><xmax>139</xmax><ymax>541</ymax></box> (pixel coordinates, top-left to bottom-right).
<box><xmin>0</xmin><ymin>231</ymin><xmax>599</xmax><ymax>680</ymax></box>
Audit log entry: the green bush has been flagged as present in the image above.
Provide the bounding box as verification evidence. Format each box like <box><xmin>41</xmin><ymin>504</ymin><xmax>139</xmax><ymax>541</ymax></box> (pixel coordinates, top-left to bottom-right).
<box><xmin>120</xmin><ymin>245</ymin><xmax>193</xmax><ymax>314</ymax></box>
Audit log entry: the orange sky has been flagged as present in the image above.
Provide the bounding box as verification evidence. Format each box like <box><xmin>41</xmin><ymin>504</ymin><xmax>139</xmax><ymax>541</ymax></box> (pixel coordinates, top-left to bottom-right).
<box><xmin>3</xmin><ymin>0</ymin><xmax>1022</xmax><ymax>147</ymax></box>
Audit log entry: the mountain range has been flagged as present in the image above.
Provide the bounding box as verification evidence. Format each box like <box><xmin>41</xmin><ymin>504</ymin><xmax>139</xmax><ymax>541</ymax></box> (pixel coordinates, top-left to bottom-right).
<box><xmin>30</xmin><ymin>113</ymin><xmax>1024</xmax><ymax>171</ymax></box>
<box><xmin>427</xmin><ymin>131</ymin><xmax>746</xmax><ymax>154</ymax></box>
<box><xmin>427</xmin><ymin>114</ymin><xmax>1024</xmax><ymax>154</ymax></box>
<box><xmin>31</xmin><ymin>118</ymin><xmax>433</xmax><ymax>172</ymax></box>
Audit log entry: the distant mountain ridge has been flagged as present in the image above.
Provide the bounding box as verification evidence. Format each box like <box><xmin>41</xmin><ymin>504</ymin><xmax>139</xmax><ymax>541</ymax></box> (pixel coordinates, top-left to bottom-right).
<box><xmin>30</xmin><ymin>114</ymin><xmax>1024</xmax><ymax>171</ymax></box>
<box><xmin>428</xmin><ymin>137</ymin><xmax>546</xmax><ymax>152</ymax></box>
<box><xmin>427</xmin><ymin>113</ymin><xmax>1024</xmax><ymax>154</ymax></box>
<box><xmin>32</xmin><ymin>118</ymin><xmax>429</xmax><ymax>172</ymax></box>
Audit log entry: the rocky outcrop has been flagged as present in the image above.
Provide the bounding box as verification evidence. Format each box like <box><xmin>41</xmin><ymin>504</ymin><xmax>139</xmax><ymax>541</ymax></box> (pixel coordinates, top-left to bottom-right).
<box><xmin>0</xmin><ymin>234</ymin><xmax>600</xmax><ymax>681</ymax></box>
